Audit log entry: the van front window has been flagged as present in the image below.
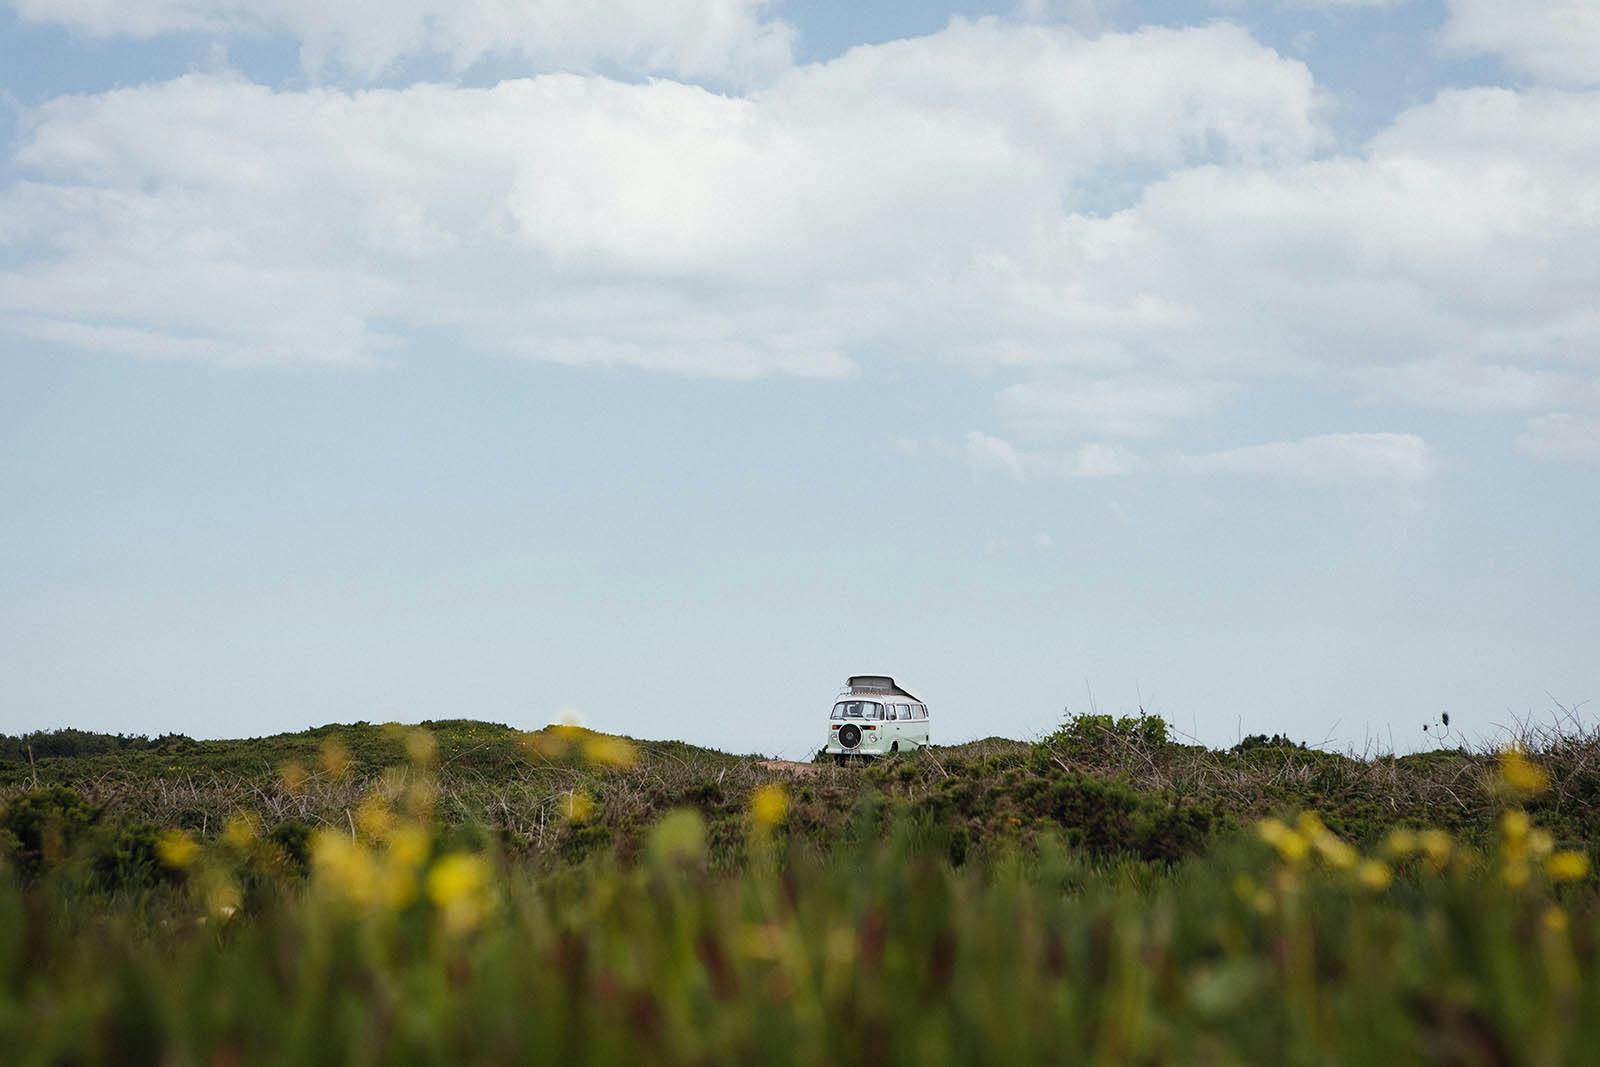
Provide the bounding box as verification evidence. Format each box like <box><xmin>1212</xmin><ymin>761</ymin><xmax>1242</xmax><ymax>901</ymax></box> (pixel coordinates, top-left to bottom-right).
<box><xmin>831</xmin><ymin>701</ymin><xmax>882</xmax><ymax>721</ymax></box>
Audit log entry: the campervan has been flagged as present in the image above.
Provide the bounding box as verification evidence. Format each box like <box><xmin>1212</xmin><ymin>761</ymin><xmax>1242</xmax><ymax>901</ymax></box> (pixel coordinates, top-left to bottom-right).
<box><xmin>824</xmin><ymin>675</ymin><xmax>930</xmax><ymax>763</ymax></box>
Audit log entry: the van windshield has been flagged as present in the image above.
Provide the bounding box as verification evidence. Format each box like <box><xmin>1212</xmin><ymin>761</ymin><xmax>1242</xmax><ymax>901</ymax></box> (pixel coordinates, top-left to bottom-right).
<box><xmin>831</xmin><ymin>701</ymin><xmax>882</xmax><ymax>721</ymax></box>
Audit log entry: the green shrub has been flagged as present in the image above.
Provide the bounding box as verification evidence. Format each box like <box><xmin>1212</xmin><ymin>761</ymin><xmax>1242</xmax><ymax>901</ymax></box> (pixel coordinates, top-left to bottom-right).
<box><xmin>0</xmin><ymin>785</ymin><xmax>97</xmax><ymax>878</ymax></box>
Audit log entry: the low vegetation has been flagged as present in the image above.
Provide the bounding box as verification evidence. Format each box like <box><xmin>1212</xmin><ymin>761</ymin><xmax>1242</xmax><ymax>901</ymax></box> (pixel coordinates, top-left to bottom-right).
<box><xmin>4</xmin><ymin>713</ymin><xmax>1600</xmax><ymax>1063</ymax></box>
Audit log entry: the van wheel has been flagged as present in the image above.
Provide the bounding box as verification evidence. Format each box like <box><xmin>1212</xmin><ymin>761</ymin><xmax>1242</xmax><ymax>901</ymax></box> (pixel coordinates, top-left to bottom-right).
<box><xmin>890</xmin><ymin>742</ymin><xmax>899</xmax><ymax>754</ymax></box>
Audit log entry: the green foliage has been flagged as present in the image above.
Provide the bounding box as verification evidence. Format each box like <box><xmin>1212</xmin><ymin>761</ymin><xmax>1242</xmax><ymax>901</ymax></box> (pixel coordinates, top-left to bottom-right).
<box><xmin>1045</xmin><ymin>710</ymin><xmax>1170</xmax><ymax>758</ymax></box>
<box><xmin>0</xmin><ymin>785</ymin><xmax>97</xmax><ymax>878</ymax></box>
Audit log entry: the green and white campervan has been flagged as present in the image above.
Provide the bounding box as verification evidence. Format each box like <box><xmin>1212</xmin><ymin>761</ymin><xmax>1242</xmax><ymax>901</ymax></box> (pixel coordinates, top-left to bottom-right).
<box><xmin>824</xmin><ymin>674</ymin><xmax>930</xmax><ymax>764</ymax></box>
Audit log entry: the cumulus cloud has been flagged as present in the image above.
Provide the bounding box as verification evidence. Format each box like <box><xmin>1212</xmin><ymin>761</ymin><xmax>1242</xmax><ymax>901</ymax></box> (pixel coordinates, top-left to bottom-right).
<box><xmin>2</xmin><ymin>16</ymin><xmax>1598</xmax><ymax>474</ymax></box>
<box><xmin>1176</xmin><ymin>433</ymin><xmax>1436</xmax><ymax>483</ymax></box>
<box><xmin>963</xmin><ymin>432</ymin><xmax>1146</xmax><ymax>481</ymax></box>
<box><xmin>0</xmin><ymin>20</ymin><xmax>1325</xmax><ymax>377</ymax></box>
<box><xmin>995</xmin><ymin>376</ymin><xmax>1231</xmax><ymax>439</ymax></box>
<box><xmin>6</xmin><ymin>0</ymin><xmax>797</xmax><ymax>83</ymax></box>
<box><xmin>1442</xmin><ymin>0</ymin><xmax>1600</xmax><ymax>87</ymax></box>
<box><xmin>1516</xmin><ymin>414</ymin><xmax>1600</xmax><ymax>464</ymax></box>
<box><xmin>1356</xmin><ymin>361</ymin><xmax>1600</xmax><ymax>413</ymax></box>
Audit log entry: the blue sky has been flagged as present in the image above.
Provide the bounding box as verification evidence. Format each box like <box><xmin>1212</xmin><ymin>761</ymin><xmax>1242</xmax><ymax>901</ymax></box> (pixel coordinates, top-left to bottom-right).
<box><xmin>2</xmin><ymin>0</ymin><xmax>1597</xmax><ymax>758</ymax></box>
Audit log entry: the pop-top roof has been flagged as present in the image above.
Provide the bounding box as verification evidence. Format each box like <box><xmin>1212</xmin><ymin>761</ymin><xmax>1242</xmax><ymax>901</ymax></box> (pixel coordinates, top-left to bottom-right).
<box><xmin>845</xmin><ymin>675</ymin><xmax>923</xmax><ymax>704</ymax></box>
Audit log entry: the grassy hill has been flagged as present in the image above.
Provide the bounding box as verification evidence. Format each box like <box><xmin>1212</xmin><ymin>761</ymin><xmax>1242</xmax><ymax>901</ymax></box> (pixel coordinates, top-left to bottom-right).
<box><xmin>5</xmin><ymin>714</ymin><xmax>1600</xmax><ymax>1064</ymax></box>
<box><xmin>6</xmin><ymin>714</ymin><xmax>1598</xmax><ymax>874</ymax></box>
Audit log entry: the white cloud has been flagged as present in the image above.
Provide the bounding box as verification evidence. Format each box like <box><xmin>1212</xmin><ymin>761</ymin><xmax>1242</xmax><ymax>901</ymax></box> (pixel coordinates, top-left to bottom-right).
<box><xmin>6</xmin><ymin>0</ymin><xmax>797</xmax><ymax>83</ymax></box>
<box><xmin>2</xmin><ymin>17</ymin><xmax>1599</xmax><ymax>476</ymax></box>
<box><xmin>963</xmin><ymin>432</ymin><xmax>1146</xmax><ymax>481</ymax></box>
<box><xmin>996</xmin><ymin>375</ymin><xmax>1231</xmax><ymax>438</ymax></box>
<box><xmin>965</xmin><ymin>431</ymin><xmax>1027</xmax><ymax>481</ymax></box>
<box><xmin>0</xmin><ymin>20</ymin><xmax>1326</xmax><ymax>378</ymax></box>
<box><xmin>1516</xmin><ymin>414</ymin><xmax>1600</xmax><ymax>464</ymax></box>
<box><xmin>1442</xmin><ymin>0</ymin><xmax>1600</xmax><ymax>87</ymax></box>
<box><xmin>1357</xmin><ymin>361</ymin><xmax>1600</xmax><ymax>413</ymax></box>
<box><xmin>1176</xmin><ymin>433</ymin><xmax>1436</xmax><ymax>483</ymax></box>
<box><xmin>1279</xmin><ymin>0</ymin><xmax>1411</xmax><ymax>9</ymax></box>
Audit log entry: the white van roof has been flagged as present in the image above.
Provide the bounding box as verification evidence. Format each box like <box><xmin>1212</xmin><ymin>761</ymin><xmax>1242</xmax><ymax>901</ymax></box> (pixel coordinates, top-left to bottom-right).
<box><xmin>844</xmin><ymin>675</ymin><xmax>924</xmax><ymax>704</ymax></box>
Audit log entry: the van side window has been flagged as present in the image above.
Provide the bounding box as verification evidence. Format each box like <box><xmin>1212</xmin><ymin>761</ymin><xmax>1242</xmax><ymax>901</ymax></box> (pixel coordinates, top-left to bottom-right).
<box><xmin>917</xmin><ymin>705</ymin><xmax>927</xmax><ymax>720</ymax></box>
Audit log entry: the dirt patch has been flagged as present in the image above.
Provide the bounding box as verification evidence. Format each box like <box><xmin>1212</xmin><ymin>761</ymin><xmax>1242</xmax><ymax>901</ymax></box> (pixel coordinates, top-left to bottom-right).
<box><xmin>757</xmin><ymin>759</ymin><xmax>823</xmax><ymax>776</ymax></box>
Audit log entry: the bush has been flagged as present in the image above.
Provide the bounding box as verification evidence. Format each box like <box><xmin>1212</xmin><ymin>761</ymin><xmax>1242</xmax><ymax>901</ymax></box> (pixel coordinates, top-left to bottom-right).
<box><xmin>1044</xmin><ymin>711</ymin><xmax>1169</xmax><ymax>759</ymax></box>
<box><xmin>0</xmin><ymin>786</ymin><xmax>98</xmax><ymax>878</ymax></box>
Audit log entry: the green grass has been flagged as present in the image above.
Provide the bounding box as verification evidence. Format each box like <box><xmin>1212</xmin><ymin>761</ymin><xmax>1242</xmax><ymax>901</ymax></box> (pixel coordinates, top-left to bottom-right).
<box><xmin>3</xmin><ymin>717</ymin><xmax>1600</xmax><ymax>1064</ymax></box>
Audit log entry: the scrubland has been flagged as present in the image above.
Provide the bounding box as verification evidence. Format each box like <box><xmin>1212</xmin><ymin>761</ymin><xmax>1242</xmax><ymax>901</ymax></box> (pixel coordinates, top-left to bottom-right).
<box><xmin>3</xmin><ymin>713</ymin><xmax>1599</xmax><ymax>1065</ymax></box>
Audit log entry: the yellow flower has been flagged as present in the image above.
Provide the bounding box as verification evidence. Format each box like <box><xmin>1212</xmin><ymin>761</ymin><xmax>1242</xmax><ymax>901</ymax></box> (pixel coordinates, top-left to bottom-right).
<box><xmin>1501</xmin><ymin>809</ymin><xmax>1531</xmax><ymax>844</ymax></box>
<box><xmin>279</xmin><ymin>761</ymin><xmax>309</xmax><ymax>794</ymax></box>
<box><xmin>427</xmin><ymin>852</ymin><xmax>493</xmax><ymax>934</ymax></box>
<box><xmin>1314</xmin><ymin>833</ymin><xmax>1358</xmax><ymax>870</ymax></box>
<box><xmin>156</xmin><ymin>830</ymin><xmax>201</xmax><ymax>870</ymax></box>
<box><xmin>1418</xmin><ymin>829</ymin><xmax>1453</xmax><ymax>870</ymax></box>
<box><xmin>311</xmin><ymin>830</ymin><xmax>381</xmax><ymax>907</ymax></box>
<box><xmin>405</xmin><ymin>729</ymin><xmax>438</xmax><ymax>768</ymax></box>
<box><xmin>222</xmin><ymin>812</ymin><xmax>259</xmax><ymax>852</ymax></box>
<box><xmin>1356</xmin><ymin>859</ymin><xmax>1393</xmax><ymax>892</ymax></box>
<box><xmin>649</xmin><ymin>809</ymin><xmax>708</xmax><ymax>866</ymax></box>
<box><xmin>1499</xmin><ymin>748</ymin><xmax>1549</xmax><ymax>797</ymax></box>
<box><xmin>1257</xmin><ymin>818</ymin><xmax>1309</xmax><ymax>864</ymax></box>
<box><xmin>319</xmin><ymin>737</ymin><xmax>351</xmax><ymax>778</ymax></box>
<box><xmin>582</xmin><ymin>733</ymin><xmax>638</xmax><ymax>770</ymax></box>
<box><xmin>1548</xmin><ymin>851</ymin><xmax>1590</xmax><ymax>883</ymax></box>
<box><xmin>1528</xmin><ymin>828</ymin><xmax>1555</xmax><ymax>859</ymax></box>
<box><xmin>405</xmin><ymin>778</ymin><xmax>437</xmax><ymax>819</ymax></box>
<box><xmin>355</xmin><ymin>796</ymin><xmax>395</xmax><ymax>840</ymax></box>
<box><xmin>1295</xmin><ymin>812</ymin><xmax>1327</xmax><ymax>838</ymax></box>
<box><xmin>387</xmin><ymin>824</ymin><xmax>431</xmax><ymax>869</ymax></box>
<box><xmin>750</xmin><ymin>783</ymin><xmax>789</xmax><ymax>829</ymax></box>
<box><xmin>204</xmin><ymin>873</ymin><xmax>243</xmax><ymax>921</ymax></box>
<box><xmin>1544</xmin><ymin>905</ymin><xmax>1569</xmax><ymax>934</ymax></box>
<box><xmin>1382</xmin><ymin>828</ymin><xmax>1417</xmax><ymax>859</ymax></box>
<box><xmin>1502</xmin><ymin>860</ymin><xmax>1531</xmax><ymax>889</ymax></box>
<box><xmin>561</xmin><ymin>790</ymin><xmax>595</xmax><ymax>823</ymax></box>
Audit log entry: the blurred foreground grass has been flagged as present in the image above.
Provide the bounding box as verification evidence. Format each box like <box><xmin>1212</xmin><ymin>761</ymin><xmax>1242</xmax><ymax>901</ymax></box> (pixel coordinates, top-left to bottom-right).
<box><xmin>4</xmin><ymin>722</ymin><xmax>1600</xmax><ymax>1064</ymax></box>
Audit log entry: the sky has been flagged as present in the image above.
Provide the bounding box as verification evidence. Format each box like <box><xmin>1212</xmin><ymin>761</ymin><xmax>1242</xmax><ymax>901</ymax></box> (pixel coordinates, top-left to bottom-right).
<box><xmin>1</xmin><ymin>0</ymin><xmax>1597</xmax><ymax>759</ymax></box>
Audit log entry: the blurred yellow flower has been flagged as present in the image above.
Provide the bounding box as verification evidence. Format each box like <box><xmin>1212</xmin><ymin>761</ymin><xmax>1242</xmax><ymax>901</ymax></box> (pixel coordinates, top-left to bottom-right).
<box><xmin>1418</xmin><ymin>829</ymin><xmax>1452</xmax><ymax>870</ymax></box>
<box><xmin>355</xmin><ymin>796</ymin><xmax>395</xmax><ymax>840</ymax></box>
<box><xmin>427</xmin><ymin>852</ymin><xmax>493</xmax><ymax>934</ymax></box>
<box><xmin>311</xmin><ymin>830</ymin><xmax>380</xmax><ymax>908</ymax></box>
<box><xmin>751</xmin><ymin>783</ymin><xmax>789</xmax><ymax>829</ymax></box>
<box><xmin>1382</xmin><ymin>828</ymin><xmax>1417</xmax><ymax>859</ymax></box>
<box><xmin>405</xmin><ymin>729</ymin><xmax>438</xmax><ymax>768</ymax></box>
<box><xmin>1501</xmin><ymin>809</ymin><xmax>1531</xmax><ymax>844</ymax></box>
<box><xmin>156</xmin><ymin>829</ymin><xmax>200</xmax><ymax>870</ymax></box>
<box><xmin>561</xmin><ymin>790</ymin><xmax>595</xmax><ymax>823</ymax></box>
<box><xmin>1499</xmin><ymin>748</ymin><xmax>1549</xmax><ymax>797</ymax></box>
<box><xmin>1548</xmin><ymin>850</ymin><xmax>1590</xmax><ymax>883</ymax></box>
<box><xmin>582</xmin><ymin>733</ymin><xmax>638</xmax><ymax>770</ymax></box>
<box><xmin>1544</xmin><ymin>905</ymin><xmax>1569</xmax><ymax>934</ymax></box>
<box><xmin>387</xmin><ymin>824</ymin><xmax>431</xmax><ymax>869</ymax></box>
<box><xmin>1356</xmin><ymin>859</ymin><xmax>1392</xmax><ymax>892</ymax></box>
<box><xmin>1257</xmin><ymin>818</ymin><xmax>1308</xmax><ymax>864</ymax></box>
<box><xmin>1295</xmin><ymin>812</ymin><xmax>1326</xmax><ymax>838</ymax></box>
<box><xmin>1314</xmin><ymin>833</ymin><xmax>1358</xmax><ymax>870</ymax></box>
<box><xmin>222</xmin><ymin>812</ymin><xmax>259</xmax><ymax>852</ymax></box>
<box><xmin>279</xmin><ymin>760</ymin><xmax>309</xmax><ymax>794</ymax></box>
<box><xmin>405</xmin><ymin>778</ymin><xmax>437</xmax><ymax>819</ymax></box>
<box><xmin>204</xmin><ymin>873</ymin><xmax>243</xmax><ymax>920</ymax></box>
<box><xmin>1528</xmin><ymin>828</ymin><xmax>1555</xmax><ymax>859</ymax></box>
<box><xmin>1502</xmin><ymin>861</ymin><xmax>1531</xmax><ymax>889</ymax></box>
<box><xmin>649</xmin><ymin>809</ymin><xmax>709</xmax><ymax>866</ymax></box>
<box><xmin>319</xmin><ymin>737</ymin><xmax>352</xmax><ymax>778</ymax></box>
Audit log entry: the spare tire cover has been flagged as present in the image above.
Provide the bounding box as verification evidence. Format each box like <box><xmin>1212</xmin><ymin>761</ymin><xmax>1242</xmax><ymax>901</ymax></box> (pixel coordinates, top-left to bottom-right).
<box><xmin>838</xmin><ymin>724</ymin><xmax>861</xmax><ymax>749</ymax></box>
